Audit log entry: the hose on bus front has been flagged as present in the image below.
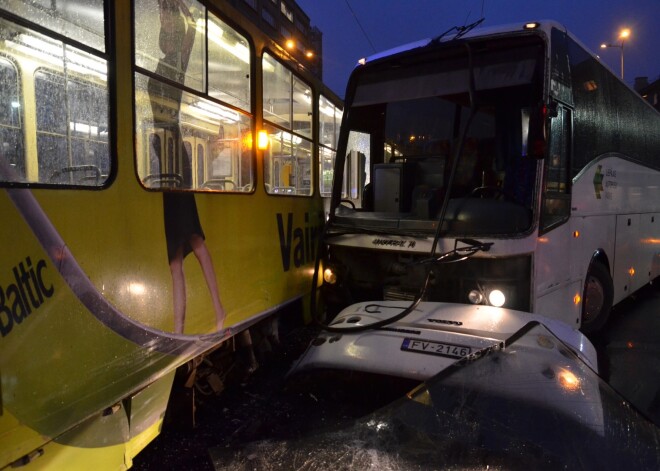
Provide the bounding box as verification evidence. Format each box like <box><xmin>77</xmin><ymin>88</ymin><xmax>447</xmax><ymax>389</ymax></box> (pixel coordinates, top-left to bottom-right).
<box><xmin>310</xmin><ymin>42</ymin><xmax>479</xmax><ymax>334</ymax></box>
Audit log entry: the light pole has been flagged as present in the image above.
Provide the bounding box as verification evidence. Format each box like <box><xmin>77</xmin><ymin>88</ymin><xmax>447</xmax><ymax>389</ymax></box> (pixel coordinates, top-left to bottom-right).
<box><xmin>600</xmin><ymin>28</ymin><xmax>630</xmax><ymax>80</ymax></box>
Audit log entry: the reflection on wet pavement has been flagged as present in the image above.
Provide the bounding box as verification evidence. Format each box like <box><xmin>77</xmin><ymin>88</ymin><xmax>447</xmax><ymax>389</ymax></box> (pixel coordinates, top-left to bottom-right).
<box><xmin>593</xmin><ymin>282</ymin><xmax>660</xmax><ymax>424</ymax></box>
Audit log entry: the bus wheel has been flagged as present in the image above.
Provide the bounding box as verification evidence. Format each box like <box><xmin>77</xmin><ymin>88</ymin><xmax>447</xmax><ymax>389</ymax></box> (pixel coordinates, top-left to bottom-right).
<box><xmin>581</xmin><ymin>262</ymin><xmax>613</xmax><ymax>334</ymax></box>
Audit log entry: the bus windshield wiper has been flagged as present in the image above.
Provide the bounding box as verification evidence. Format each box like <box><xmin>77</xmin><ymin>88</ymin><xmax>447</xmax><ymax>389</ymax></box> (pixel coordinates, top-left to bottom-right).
<box><xmin>418</xmin><ymin>238</ymin><xmax>493</xmax><ymax>265</ymax></box>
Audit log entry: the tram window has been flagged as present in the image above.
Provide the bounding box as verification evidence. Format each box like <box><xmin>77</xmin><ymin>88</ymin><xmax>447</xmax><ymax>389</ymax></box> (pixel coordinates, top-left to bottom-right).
<box><xmin>167</xmin><ymin>137</ymin><xmax>175</xmax><ymax>170</ymax></box>
<box><xmin>262</xmin><ymin>52</ymin><xmax>314</xmax><ymax>196</ymax></box>
<box><xmin>318</xmin><ymin>94</ymin><xmax>342</xmax><ymax>197</ymax></box>
<box><xmin>208</xmin><ymin>13</ymin><xmax>251</xmax><ymax>111</ymax></box>
<box><xmin>35</xmin><ymin>72</ymin><xmax>67</xmax><ymax>181</ymax></box>
<box><xmin>319</xmin><ymin>95</ymin><xmax>339</xmax><ymax>148</ymax></box>
<box><xmin>183</xmin><ymin>141</ymin><xmax>193</xmax><ymax>187</ymax></box>
<box><xmin>210</xmin><ymin>138</ymin><xmax>232</xmax><ymax>177</ymax></box>
<box><xmin>3</xmin><ymin>0</ymin><xmax>106</xmax><ymax>52</ymax></box>
<box><xmin>68</xmin><ymin>79</ymin><xmax>110</xmax><ymax>174</ymax></box>
<box><xmin>196</xmin><ymin>144</ymin><xmax>204</xmax><ymax>185</ymax></box>
<box><xmin>134</xmin><ymin>0</ymin><xmax>255</xmax><ymax>193</ymax></box>
<box><xmin>35</xmin><ymin>70</ymin><xmax>109</xmax><ymax>185</ymax></box>
<box><xmin>319</xmin><ymin>147</ymin><xmax>335</xmax><ymax>197</ymax></box>
<box><xmin>263</xmin><ymin>124</ymin><xmax>313</xmax><ymax>196</ymax></box>
<box><xmin>263</xmin><ymin>54</ymin><xmax>292</xmax><ymax>129</ymax></box>
<box><xmin>135</xmin><ymin>74</ymin><xmax>254</xmax><ymax>192</ymax></box>
<box><xmin>149</xmin><ymin>134</ymin><xmax>161</xmax><ymax>172</ymax></box>
<box><xmin>134</xmin><ymin>0</ymin><xmax>205</xmax><ymax>93</ymax></box>
<box><xmin>0</xmin><ymin>57</ymin><xmax>25</xmax><ymax>181</ymax></box>
<box><xmin>0</xmin><ymin>4</ymin><xmax>109</xmax><ymax>186</ymax></box>
<box><xmin>292</xmin><ymin>77</ymin><xmax>312</xmax><ymax>139</ymax></box>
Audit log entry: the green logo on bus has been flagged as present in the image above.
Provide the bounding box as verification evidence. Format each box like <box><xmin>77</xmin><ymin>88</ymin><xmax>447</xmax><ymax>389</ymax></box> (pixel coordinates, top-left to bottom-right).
<box><xmin>593</xmin><ymin>165</ymin><xmax>604</xmax><ymax>199</ymax></box>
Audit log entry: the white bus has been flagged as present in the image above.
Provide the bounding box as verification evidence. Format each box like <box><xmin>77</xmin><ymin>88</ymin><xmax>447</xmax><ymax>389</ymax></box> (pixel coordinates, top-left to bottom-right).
<box><xmin>320</xmin><ymin>20</ymin><xmax>660</xmax><ymax>333</ymax></box>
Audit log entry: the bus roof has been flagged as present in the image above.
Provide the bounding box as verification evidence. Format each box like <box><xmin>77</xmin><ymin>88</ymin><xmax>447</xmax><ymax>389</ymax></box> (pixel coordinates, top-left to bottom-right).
<box><xmin>350</xmin><ymin>18</ymin><xmax>647</xmax><ymax>110</ymax></box>
<box><xmin>355</xmin><ymin>19</ymin><xmax>566</xmax><ymax>66</ymax></box>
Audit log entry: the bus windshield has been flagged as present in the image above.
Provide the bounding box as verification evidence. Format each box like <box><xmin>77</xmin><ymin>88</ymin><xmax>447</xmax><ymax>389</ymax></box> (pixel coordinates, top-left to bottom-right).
<box><xmin>337</xmin><ymin>37</ymin><xmax>545</xmax><ymax>236</ymax></box>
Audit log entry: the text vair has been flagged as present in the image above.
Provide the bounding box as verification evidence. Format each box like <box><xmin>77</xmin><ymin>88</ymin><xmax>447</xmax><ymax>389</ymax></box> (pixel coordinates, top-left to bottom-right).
<box><xmin>0</xmin><ymin>257</ymin><xmax>54</xmax><ymax>337</ymax></box>
<box><xmin>277</xmin><ymin>212</ymin><xmax>323</xmax><ymax>271</ymax></box>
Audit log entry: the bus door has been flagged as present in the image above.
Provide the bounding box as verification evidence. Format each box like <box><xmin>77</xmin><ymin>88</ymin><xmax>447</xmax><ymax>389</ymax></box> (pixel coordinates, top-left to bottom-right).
<box><xmin>534</xmin><ymin>103</ymin><xmax>578</xmax><ymax>324</ymax></box>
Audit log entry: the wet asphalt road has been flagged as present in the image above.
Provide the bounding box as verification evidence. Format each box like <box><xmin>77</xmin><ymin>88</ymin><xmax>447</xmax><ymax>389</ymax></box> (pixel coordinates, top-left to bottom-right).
<box><xmin>590</xmin><ymin>281</ymin><xmax>660</xmax><ymax>424</ymax></box>
<box><xmin>132</xmin><ymin>282</ymin><xmax>660</xmax><ymax>470</ymax></box>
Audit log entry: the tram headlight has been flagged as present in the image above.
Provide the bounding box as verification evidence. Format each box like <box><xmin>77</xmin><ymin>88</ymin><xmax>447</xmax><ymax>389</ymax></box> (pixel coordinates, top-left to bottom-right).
<box><xmin>323</xmin><ymin>267</ymin><xmax>337</xmax><ymax>284</ymax></box>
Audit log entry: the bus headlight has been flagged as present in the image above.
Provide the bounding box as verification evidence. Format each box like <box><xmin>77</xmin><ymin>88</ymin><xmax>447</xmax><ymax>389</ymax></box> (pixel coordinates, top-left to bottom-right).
<box><xmin>468</xmin><ymin>290</ymin><xmax>485</xmax><ymax>304</ymax></box>
<box><xmin>459</xmin><ymin>256</ymin><xmax>531</xmax><ymax>311</ymax></box>
<box><xmin>467</xmin><ymin>285</ymin><xmax>509</xmax><ymax>307</ymax></box>
<box><xmin>488</xmin><ymin>289</ymin><xmax>506</xmax><ymax>307</ymax></box>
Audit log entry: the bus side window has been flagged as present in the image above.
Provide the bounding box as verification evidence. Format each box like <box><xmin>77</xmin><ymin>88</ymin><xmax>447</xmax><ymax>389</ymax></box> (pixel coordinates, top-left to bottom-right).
<box><xmin>540</xmin><ymin>106</ymin><xmax>572</xmax><ymax>232</ymax></box>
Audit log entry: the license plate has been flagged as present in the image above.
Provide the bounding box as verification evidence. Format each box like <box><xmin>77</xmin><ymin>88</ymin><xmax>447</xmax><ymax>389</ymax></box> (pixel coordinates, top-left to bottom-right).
<box><xmin>401</xmin><ymin>338</ymin><xmax>472</xmax><ymax>359</ymax></box>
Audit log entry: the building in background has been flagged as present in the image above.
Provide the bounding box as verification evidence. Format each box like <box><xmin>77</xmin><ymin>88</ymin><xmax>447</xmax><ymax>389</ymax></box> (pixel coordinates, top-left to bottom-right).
<box><xmin>635</xmin><ymin>76</ymin><xmax>660</xmax><ymax>112</ymax></box>
<box><xmin>228</xmin><ymin>0</ymin><xmax>323</xmax><ymax>79</ymax></box>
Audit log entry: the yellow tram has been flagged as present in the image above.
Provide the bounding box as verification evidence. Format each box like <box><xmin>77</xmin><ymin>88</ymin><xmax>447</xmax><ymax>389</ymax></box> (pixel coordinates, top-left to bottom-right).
<box><xmin>0</xmin><ymin>0</ymin><xmax>342</xmax><ymax>468</ymax></box>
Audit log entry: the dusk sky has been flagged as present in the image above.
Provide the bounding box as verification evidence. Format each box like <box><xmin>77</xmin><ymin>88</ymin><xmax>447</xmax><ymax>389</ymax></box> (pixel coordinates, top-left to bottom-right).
<box><xmin>297</xmin><ymin>0</ymin><xmax>660</xmax><ymax>98</ymax></box>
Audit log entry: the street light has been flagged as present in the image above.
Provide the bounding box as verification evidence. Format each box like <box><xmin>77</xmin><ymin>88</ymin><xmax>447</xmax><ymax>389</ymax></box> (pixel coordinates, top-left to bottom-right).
<box><xmin>600</xmin><ymin>28</ymin><xmax>631</xmax><ymax>80</ymax></box>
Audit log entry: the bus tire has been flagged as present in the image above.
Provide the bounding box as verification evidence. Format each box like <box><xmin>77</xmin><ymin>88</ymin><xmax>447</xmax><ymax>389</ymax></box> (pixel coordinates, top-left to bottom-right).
<box><xmin>580</xmin><ymin>262</ymin><xmax>613</xmax><ymax>334</ymax></box>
